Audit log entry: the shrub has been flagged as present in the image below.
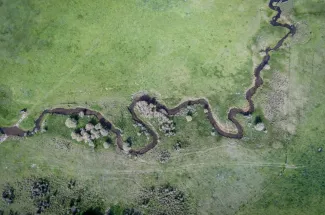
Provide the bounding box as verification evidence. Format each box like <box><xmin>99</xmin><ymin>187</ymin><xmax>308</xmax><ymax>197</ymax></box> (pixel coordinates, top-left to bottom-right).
<box><xmin>65</xmin><ymin>118</ymin><xmax>77</xmax><ymax>128</ymax></box>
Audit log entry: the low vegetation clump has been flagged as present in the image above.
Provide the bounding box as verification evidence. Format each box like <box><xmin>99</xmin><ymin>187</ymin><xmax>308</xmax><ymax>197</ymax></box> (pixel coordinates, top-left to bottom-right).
<box><xmin>121</xmin><ymin>208</ymin><xmax>143</xmax><ymax>215</ymax></box>
<box><xmin>103</xmin><ymin>142</ymin><xmax>110</xmax><ymax>149</ymax></box>
<box><xmin>2</xmin><ymin>185</ymin><xmax>15</xmax><ymax>204</ymax></box>
<box><xmin>175</xmin><ymin>105</ymin><xmax>198</xmax><ymax>117</ymax></box>
<box><xmin>158</xmin><ymin>150</ymin><xmax>171</xmax><ymax>163</ymax></box>
<box><xmin>135</xmin><ymin>101</ymin><xmax>176</xmax><ymax>136</ymax></box>
<box><xmin>133</xmin><ymin>122</ymin><xmax>149</xmax><ymax>138</ymax></box>
<box><xmin>65</xmin><ymin>117</ymin><xmax>110</xmax><ymax>148</ymax></box>
<box><xmin>107</xmin><ymin>205</ymin><xmax>143</xmax><ymax>215</ymax></box>
<box><xmin>173</xmin><ymin>140</ymin><xmax>190</xmax><ymax>151</ymax></box>
<box><xmin>254</xmin><ymin>122</ymin><xmax>266</xmax><ymax>132</ymax></box>
<box><xmin>139</xmin><ymin>184</ymin><xmax>189</xmax><ymax>215</ymax></box>
<box><xmin>30</xmin><ymin>179</ymin><xmax>51</xmax><ymax>214</ymax></box>
<box><xmin>31</xmin><ymin>179</ymin><xmax>50</xmax><ymax>198</ymax></box>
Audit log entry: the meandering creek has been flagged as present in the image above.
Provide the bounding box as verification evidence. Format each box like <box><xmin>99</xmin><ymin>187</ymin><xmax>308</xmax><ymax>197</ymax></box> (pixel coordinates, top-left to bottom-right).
<box><xmin>0</xmin><ymin>0</ymin><xmax>295</xmax><ymax>155</ymax></box>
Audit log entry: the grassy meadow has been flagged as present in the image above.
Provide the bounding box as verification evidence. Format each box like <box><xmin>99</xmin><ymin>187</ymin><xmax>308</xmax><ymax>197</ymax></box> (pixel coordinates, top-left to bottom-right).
<box><xmin>1</xmin><ymin>0</ymin><xmax>325</xmax><ymax>214</ymax></box>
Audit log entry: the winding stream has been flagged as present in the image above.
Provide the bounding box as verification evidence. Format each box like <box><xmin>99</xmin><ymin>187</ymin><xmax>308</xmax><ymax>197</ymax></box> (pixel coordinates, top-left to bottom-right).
<box><xmin>0</xmin><ymin>0</ymin><xmax>296</xmax><ymax>155</ymax></box>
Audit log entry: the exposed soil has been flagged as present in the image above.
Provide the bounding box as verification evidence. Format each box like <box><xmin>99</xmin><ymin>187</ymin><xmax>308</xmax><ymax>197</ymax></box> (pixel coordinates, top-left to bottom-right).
<box><xmin>0</xmin><ymin>0</ymin><xmax>295</xmax><ymax>155</ymax></box>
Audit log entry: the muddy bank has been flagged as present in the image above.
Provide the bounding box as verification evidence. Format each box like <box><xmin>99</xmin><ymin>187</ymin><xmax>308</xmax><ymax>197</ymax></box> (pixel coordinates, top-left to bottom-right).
<box><xmin>0</xmin><ymin>0</ymin><xmax>295</xmax><ymax>155</ymax></box>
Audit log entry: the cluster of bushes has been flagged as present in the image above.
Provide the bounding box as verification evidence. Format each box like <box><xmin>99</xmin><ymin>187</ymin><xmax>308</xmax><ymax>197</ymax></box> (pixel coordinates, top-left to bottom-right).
<box><xmin>65</xmin><ymin>112</ymin><xmax>111</xmax><ymax>149</ymax></box>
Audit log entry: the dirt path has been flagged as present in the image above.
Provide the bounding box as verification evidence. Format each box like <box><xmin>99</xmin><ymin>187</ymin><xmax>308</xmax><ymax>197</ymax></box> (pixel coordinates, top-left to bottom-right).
<box><xmin>0</xmin><ymin>0</ymin><xmax>295</xmax><ymax>155</ymax></box>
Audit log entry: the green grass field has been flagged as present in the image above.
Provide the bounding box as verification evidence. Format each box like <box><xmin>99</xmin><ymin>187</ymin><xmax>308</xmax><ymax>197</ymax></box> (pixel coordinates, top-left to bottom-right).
<box><xmin>1</xmin><ymin>0</ymin><xmax>325</xmax><ymax>214</ymax></box>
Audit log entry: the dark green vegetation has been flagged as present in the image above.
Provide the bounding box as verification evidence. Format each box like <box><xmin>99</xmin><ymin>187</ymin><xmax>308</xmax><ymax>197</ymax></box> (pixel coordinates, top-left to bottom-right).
<box><xmin>1</xmin><ymin>0</ymin><xmax>325</xmax><ymax>214</ymax></box>
<box><xmin>1</xmin><ymin>177</ymin><xmax>143</xmax><ymax>214</ymax></box>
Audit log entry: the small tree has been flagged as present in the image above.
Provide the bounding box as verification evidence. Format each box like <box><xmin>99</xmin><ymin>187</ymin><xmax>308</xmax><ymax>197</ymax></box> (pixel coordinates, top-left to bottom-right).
<box><xmin>65</xmin><ymin>118</ymin><xmax>77</xmax><ymax>128</ymax></box>
<box><xmin>93</xmin><ymin>132</ymin><xmax>101</xmax><ymax>139</ymax></box>
<box><xmin>88</xmin><ymin>140</ymin><xmax>95</xmax><ymax>148</ymax></box>
<box><xmin>82</xmin><ymin>132</ymin><xmax>90</xmax><ymax>143</ymax></box>
<box><xmin>85</xmin><ymin>123</ymin><xmax>94</xmax><ymax>131</ymax></box>
<box><xmin>78</xmin><ymin>111</ymin><xmax>85</xmax><ymax>118</ymax></box>
<box><xmin>71</xmin><ymin>132</ymin><xmax>78</xmax><ymax>140</ymax></box>
<box><xmin>100</xmin><ymin>129</ymin><xmax>109</xmax><ymax>137</ymax></box>
<box><xmin>103</xmin><ymin>141</ymin><xmax>110</xmax><ymax>149</ymax></box>
<box><xmin>76</xmin><ymin>135</ymin><xmax>83</xmax><ymax>142</ymax></box>
<box><xmin>95</xmin><ymin>123</ymin><xmax>102</xmax><ymax>130</ymax></box>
